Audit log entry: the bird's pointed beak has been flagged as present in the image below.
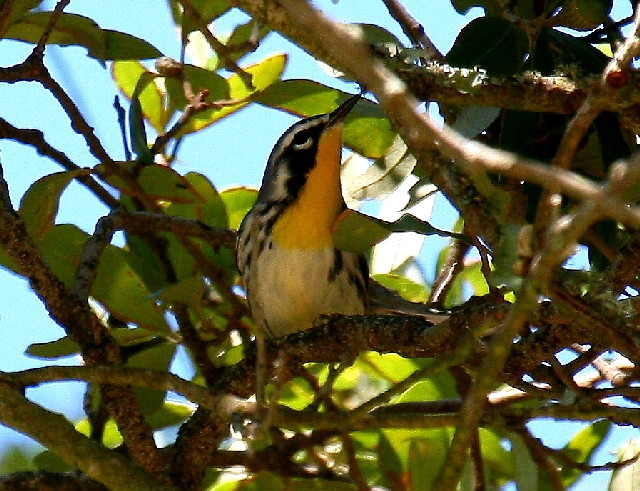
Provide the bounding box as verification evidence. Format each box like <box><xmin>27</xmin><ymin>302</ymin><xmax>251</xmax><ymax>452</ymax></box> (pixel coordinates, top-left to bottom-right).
<box><xmin>327</xmin><ymin>93</ymin><xmax>361</xmax><ymax>128</ymax></box>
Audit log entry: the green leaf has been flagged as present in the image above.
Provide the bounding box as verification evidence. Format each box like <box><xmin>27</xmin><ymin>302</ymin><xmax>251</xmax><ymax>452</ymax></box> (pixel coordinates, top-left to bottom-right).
<box><xmin>450</xmin><ymin>0</ymin><xmax>503</xmax><ymax>16</ymax></box>
<box><xmin>0</xmin><ymin>0</ymin><xmax>43</xmax><ymax>38</ymax></box>
<box><xmin>408</xmin><ymin>437</ymin><xmax>447</xmax><ymax>491</ymax></box>
<box><xmin>155</xmin><ymin>275</ymin><xmax>207</xmax><ymax>308</ymax></box>
<box><xmin>333</xmin><ymin>209</ymin><xmax>469</xmax><ymax>254</ymax></box>
<box><xmin>146</xmin><ymin>400</ymin><xmax>195</xmax><ymax>430</ymax></box>
<box><xmin>221</xmin><ymin>187</ymin><xmax>257</xmax><ymax>230</ymax></box>
<box><xmin>561</xmin><ymin>420</ymin><xmax>612</xmax><ymax>487</ymax></box>
<box><xmin>489</xmin><ymin>223</ymin><xmax>524</xmax><ymax>291</ymax></box>
<box><xmin>76</xmin><ymin>417</ymin><xmax>122</xmax><ymax>449</ymax></box>
<box><xmin>127</xmin><ymin>342</ymin><xmax>176</xmax><ymax>416</ymax></box>
<box><xmin>333</xmin><ymin>209</ymin><xmax>390</xmax><ymax>254</ymax></box>
<box><xmin>5</xmin><ymin>12</ymin><xmax>106</xmax><ymax>61</ymax></box>
<box><xmin>32</xmin><ymin>450</ymin><xmax>73</xmax><ymax>472</ymax></box>
<box><xmin>25</xmin><ymin>336</ymin><xmax>80</xmax><ymax>359</ymax></box>
<box><xmin>255</xmin><ymin>80</ymin><xmax>393</xmax><ymax>159</ymax></box>
<box><xmin>179</xmin><ymin>53</ymin><xmax>287</xmax><ymax>134</ymax></box>
<box><xmin>164</xmin><ymin>172</ymin><xmax>229</xmax><ymax>227</ymax></box>
<box><xmin>104</xmin><ymin>29</ymin><xmax>162</xmax><ymax>60</ymax></box>
<box><xmin>165</xmin><ymin>64</ymin><xmax>229</xmax><ymax>111</ymax></box>
<box><xmin>510</xmin><ymin>433</ymin><xmax>539</xmax><ymax>491</ymax></box>
<box><xmin>18</xmin><ymin>170</ymin><xmax>81</xmax><ymax>242</ymax></box>
<box><xmin>359</xmin><ymin>352</ymin><xmax>418</xmax><ymax>384</ymax></box>
<box><xmin>169</xmin><ymin>0</ymin><xmax>230</xmax><ymax>35</ymax></box>
<box><xmin>112</xmin><ymin>61</ymin><xmax>169</xmax><ymax>134</ymax></box>
<box><xmin>379</xmin><ymin>431</ymin><xmax>405</xmax><ymax>483</ymax></box>
<box><xmin>446</xmin><ymin>17</ymin><xmax>528</xmax><ymax>76</ymax></box>
<box><xmin>372</xmin><ymin>273</ymin><xmax>428</xmax><ymax>303</ymax></box>
<box><xmin>554</xmin><ymin>0</ymin><xmax>612</xmax><ymax>30</ymax></box>
<box><xmin>130</xmin><ymin>72</ymin><xmax>159</xmax><ymax>162</ymax></box>
<box><xmin>549</xmin><ymin>29</ymin><xmax>608</xmax><ymax>72</ymax></box>
<box><xmin>138</xmin><ymin>165</ymin><xmax>204</xmax><ymax>204</ymax></box>
<box><xmin>349</xmin><ymin>135</ymin><xmax>416</xmax><ymax>201</ymax></box>
<box><xmin>39</xmin><ymin>225</ymin><xmax>170</xmax><ymax>333</ymax></box>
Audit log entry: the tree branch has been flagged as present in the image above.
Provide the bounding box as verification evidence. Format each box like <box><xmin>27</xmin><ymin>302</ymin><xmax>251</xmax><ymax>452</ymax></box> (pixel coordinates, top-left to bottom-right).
<box><xmin>0</xmin><ymin>382</ymin><xmax>177</xmax><ymax>491</ymax></box>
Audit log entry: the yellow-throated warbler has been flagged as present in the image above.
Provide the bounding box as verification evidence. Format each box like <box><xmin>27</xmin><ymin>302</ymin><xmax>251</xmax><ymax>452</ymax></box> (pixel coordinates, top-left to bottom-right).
<box><xmin>236</xmin><ymin>94</ymin><xmax>367</xmax><ymax>337</ymax></box>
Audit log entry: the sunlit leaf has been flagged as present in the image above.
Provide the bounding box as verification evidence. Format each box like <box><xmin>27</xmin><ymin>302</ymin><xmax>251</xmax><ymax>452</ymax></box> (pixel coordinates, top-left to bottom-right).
<box><xmin>255</xmin><ymin>80</ymin><xmax>393</xmax><ymax>159</ymax></box>
<box><xmin>138</xmin><ymin>165</ymin><xmax>204</xmax><ymax>203</ymax></box>
<box><xmin>350</xmin><ymin>135</ymin><xmax>416</xmax><ymax>201</ymax></box>
<box><xmin>608</xmin><ymin>439</ymin><xmax>640</xmax><ymax>491</ymax></box>
<box><xmin>561</xmin><ymin>420</ymin><xmax>612</xmax><ymax>487</ymax></box>
<box><xmin>18</xmin><ymin>170</ymin><xmax>82</xmax><ymax>242</ymax></box>
<box><xmin>112</xmin><ymin>61</ymin><xmax>168</xmax><ymax>134</ymax></box>
<box><xmin>179</xmin><ymin>54</ymin><xmax>287</xmax><ymax>134</ymax></box>
<box><xmin>38</xmin><ymin>225</ymin><xmax>170</xmax><ymax>333</ymax></box>
<box><xmin>165</xmin><ymin>64</ymin><xmax>229</xmax><ymax>111</ymax></box>
<box><xmin>221</xmin><ymin>186</ymin><xmax>257</xmax><ymax>230</ymax></box>
<box><xmin>146</xmin><ymin>400</ymin><xmax>195</xmax><ymax>430</ymax></box>
<box><xmin>359</xmin><ymin>352</ymin><xmax>418</xmax><ymax>384</ymax></box>
<box><xmin>164</xmin><ymin>172</ymin><xmax>228</xmax><ymax>228</ymax></box>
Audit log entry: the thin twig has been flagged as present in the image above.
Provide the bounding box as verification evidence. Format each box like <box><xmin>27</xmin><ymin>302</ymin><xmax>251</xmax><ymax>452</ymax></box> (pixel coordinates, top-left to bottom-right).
<box><xmin>177</xmin><ymin>0</ymin><xmax>254</xmax><ymax>88</ymax></box>
<box><xmin>381</xmin><ymin>0</ymin><xmax>442</xmax><ymax>59</ymax></box>
<box><xmin>33</xmin><ymin>0</ymin><xmax>71</xmax><ymax>57</ymax></box>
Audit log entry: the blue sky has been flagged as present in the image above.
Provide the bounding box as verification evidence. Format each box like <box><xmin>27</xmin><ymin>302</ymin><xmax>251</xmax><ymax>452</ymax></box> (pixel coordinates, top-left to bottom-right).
<box><xmin>0</xmin><ymin>1</ymin><xmax>637</xmax><ymax>489</ymax></box>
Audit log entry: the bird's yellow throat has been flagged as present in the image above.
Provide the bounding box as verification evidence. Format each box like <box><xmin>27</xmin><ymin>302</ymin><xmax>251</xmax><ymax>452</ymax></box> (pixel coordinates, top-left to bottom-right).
<box><xmin>272</xmin><ymin>124</ymin><xmax>345</xmax><ymax>250</ymax></box>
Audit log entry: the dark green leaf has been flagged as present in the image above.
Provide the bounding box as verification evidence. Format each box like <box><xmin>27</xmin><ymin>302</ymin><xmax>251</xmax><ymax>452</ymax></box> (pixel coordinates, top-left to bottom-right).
<box><xmin>127</xmin><ymin>342</ymin><xmax>176</xmax><ymax>416</ymax></box>
<box><xmin>549</xmin><ymin>29</ymin><xmax>608</xmax><ymax>73</ymax></box>
<box><xmin>0</xmin><ymin>0</ymin><xmax>44</xmax><ymax>37</ymax></box>
<box><xmin>5</xmin><ymin>12</ymin><xmax>106</xmax><ymax>61</ymax></box>
<box><xmin>26</xmin><ymin>336</ymin><xmax>80</xmax><ymax>359</ymax></box>
<box><xmin>447</xmin><ymin>17</ymin><xmax>528</xmax><ymax>76</ymax></box>
<box><xmin>450</xmin><ymin>0</ymin><xmax>503</xmax><ymax>15</ymax></box>
<box><xmin>408</xmin><ymin>436</ymin><xmax>448</xmax><ymax>491</ymax></box>
<box><xmin>32</xmin><ymin>450</ymin><xmax>73</xmax><ymax>472</ymax></box>
<box><xmin>129</xmin><ymin>72</ymin><xmax>159</xmax><ymax>162</ymax></box>
<box><xmin>334</xmin><ymin>210</ymin><xmax>469</xmax><ymax>254</ymax></box>
<box><xmin>104</xmin><ymin>29</ymin><xmax>162</xmax><ymax>60</ymax></box>
<box><xmin>169</xmin><ymin>0</ymin><xmax>230</xmax><ymax>35</ymax></box>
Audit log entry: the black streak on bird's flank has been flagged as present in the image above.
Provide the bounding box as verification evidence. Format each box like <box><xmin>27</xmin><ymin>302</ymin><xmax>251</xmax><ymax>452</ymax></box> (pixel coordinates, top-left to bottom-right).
<box><xmin>328</xmin><ymin>249</ymin><xmax>344</xmax><ymax>282</ymax></box>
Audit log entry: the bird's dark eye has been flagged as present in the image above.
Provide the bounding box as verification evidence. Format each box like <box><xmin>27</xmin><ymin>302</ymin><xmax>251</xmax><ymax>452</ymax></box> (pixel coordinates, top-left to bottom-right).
<box><xmin>291</xmin><ymin>134</ymin><xmax>314</xmax><ymax>151</ymax></box>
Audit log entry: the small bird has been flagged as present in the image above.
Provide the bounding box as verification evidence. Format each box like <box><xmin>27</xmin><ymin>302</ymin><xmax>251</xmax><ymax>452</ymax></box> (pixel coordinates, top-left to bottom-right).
<box><xmin>236</xmin><ymin>94</ymin><xmax>368</xmax><ymax>337</ymax></box>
